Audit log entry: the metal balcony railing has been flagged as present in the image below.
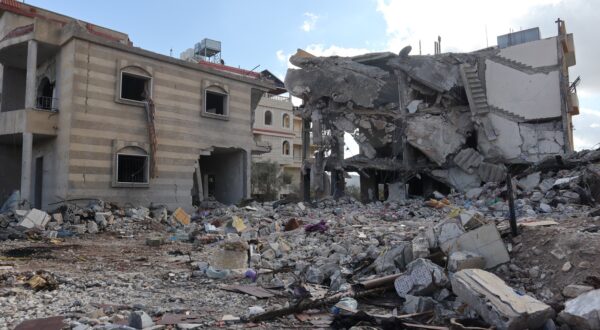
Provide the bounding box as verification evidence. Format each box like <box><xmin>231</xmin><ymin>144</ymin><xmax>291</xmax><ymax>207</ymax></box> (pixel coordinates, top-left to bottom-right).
<box><xmin>36</xmin><ymin>96</ymin><xmax>58</xmax><ymax>112</ymax></box>
<box><xmin>264</xmin><ymin>92</ymin><xmax>291</xmax><ymax>102</ymax></box>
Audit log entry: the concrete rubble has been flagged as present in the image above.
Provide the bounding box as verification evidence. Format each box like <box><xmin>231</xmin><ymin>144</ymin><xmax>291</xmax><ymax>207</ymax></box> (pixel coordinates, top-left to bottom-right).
<box><xmin>451</xmin><ymin>269</ymin><xmax>554</xmax><ymax>330</ymax></box>
<box><xmin>558</xmin><ymin>289</ymin><xmax>600</xmax><ymax>329</ymax></box>
<box><xmin>0</xmin><ymin>148</ymin><xmax>599</xmax><ymax>328</ymax></box>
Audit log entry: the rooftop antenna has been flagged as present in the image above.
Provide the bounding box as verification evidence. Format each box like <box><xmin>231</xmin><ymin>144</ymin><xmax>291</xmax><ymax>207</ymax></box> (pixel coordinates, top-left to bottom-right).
<box><xmin>485</xmin><ymin>25</ymin><xmax>489</xmax><ymax>47</ymax></box>
<box><xmin>246</xmin><ymin>64</ymin><xmax>260</xmax><ymax>76</ymax></box>
<box><xmin>169</xmin><ymin>48</ymin><xmax>173</xmax><ymax>57</ymax></box>
<box><xmin>419</xmin><ymin>40</ymin><xmax>422</xmax><ymax>55</ymax></box>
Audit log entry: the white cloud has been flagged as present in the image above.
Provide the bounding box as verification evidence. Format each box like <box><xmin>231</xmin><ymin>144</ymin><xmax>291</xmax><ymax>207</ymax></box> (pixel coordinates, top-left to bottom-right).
<box><xmin>376</xmin><ymin>0</ymin><xmax>561</xmax><ymax>54</ymax></box>
<box><xmin>590</xmin><ymin>123</ymin><xmax>600</xmax><ymax>128</ymax></box>
<box><xmin>304</xmin><ymin>44</ymin><xmax>372</xmax><ymax>57</ymax></box>
<box><xmin>301</xmin><ymin>12</ymin><xmax>319</xmax><ymax>32</ymax></box>
<box><xmin>276</xmin><ymin>50</ymin><xmax>286</xmax><ymax>62</ymax></box>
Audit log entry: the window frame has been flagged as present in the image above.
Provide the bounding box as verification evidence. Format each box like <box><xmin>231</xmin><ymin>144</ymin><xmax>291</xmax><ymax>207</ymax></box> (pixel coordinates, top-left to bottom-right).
<box><xmin>114</xmin><ymin>152</ymin><xmax>150</xmax><ymax>187</ymax></box>
<box><xmin>282</xmin><ymin>113</ymin><xmax>290</xmax><ymax>128</ymax></box>
<box><xmin>282</xmin><ymin>140</ymin><xmax>291</xmax><ymax>156</ymax></box>
<box><xmin>203</xmin><ymin>89</ymin><xmax>229</xmax><ymax>116</ymax></box>
<box><xmin>118</xmin><ymin>71</ymin><xmax>153</xmax><ymax>105</ymax></box>
<box><xmin>264</xmin><ymin>110</ymin><xmax>273</xmax><ymax>126</ymax></box>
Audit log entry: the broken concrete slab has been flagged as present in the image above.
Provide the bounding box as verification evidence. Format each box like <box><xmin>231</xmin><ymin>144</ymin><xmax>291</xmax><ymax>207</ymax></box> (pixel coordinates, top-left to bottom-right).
<box><xmin>18</xmin><ymin>209</ymin><xmax>51</xmax><ymax>229</ymax></box>
<box><xmin>478</xmin><ymin>162</ymin><xmax>506</xmax><ymax>183</ymax></box>
<box><xmin>453</xmin><ymin>148</ymin><xmax>483</xmax><ymax>174</ymax></box>
<box><xmin>558</xmin><ymin>289</ymin><xmax>600</xmax><ymax>330</ymax></box>
<box><xmin>562</xmin><ymin>285</ymin><xmax>594</xmax><ymax>299</ymax></box>
<box><xmin>394</xmin><ymin>258</ymin><xmax>448</xmax><ymax>297</ymax></box>
<box><xmin>450</xmin><ymin>224</ymin><xmax>510</xmax><ymax>269</ymax></box>
<box><xmin>452</xmin><ymin>269</ymin><xmax>554</xmax><ymax>330</ymax></box>
<box><xmin>129</xmin><ymin>311</ymin><xmax>155</xmax><ymax>329</ymax></box>
<box><xmin>373</xmin><ymin>242</ymin><xmax>413</xmax><ymax>274</ymax></box>
<box><xmin>448</xmin><ymin>251</ymin><xmax>485</xmax><ymax>272</ymax></box>
<box><xmin>465</xmin><ymin>187</ymin><xmax>483</xmax><ymax>200</ymax></box>
<box><xmin>458</xmin><ymin>210</ymin><xmax>485</xmax><ymax>230</ymax></box>
<box><xmin>401</xmin><ymin>295</ymin><xmax>437</xmax><ymax>314</ymax></box>
<box><xmin>406</xmin><ymin>115</ymin><xmax>466</xmax><ymax>166</ymax></box>
<box><xmin>210</xmin><ymin>238</ymin><xmax>249</xmax><ymax>270</ymax></box>
<box><xmin>518</xmin><ymin>172</ymin><xmax>541</xmax><ymax>192</ymax></box>
<box><xmin>434</xmin><ymin>220</ymin><xmax>465</xmax><ymax>254</ymax></box>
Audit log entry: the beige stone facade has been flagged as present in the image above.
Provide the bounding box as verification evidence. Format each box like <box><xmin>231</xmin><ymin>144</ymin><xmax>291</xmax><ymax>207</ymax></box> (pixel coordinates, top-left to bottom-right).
<box><xmin>0</xmin><ymin>1</ymin><xmax>279</xmax><ymax>210</ymax></box>
<box><xmin>252</xmin><ymin>93</ymin><xmax>315</xmax><ymax>198</ymax></box>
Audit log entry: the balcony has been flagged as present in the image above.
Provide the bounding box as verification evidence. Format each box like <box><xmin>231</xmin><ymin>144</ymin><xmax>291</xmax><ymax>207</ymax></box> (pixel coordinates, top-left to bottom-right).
<box><xmin>0</xmin><ymin>108</ymin><xmax>58</xmax><ymax>136</ymax></box>
<box><xmin>36</xmin><ymin>96</ymin><xmax>58</xmax><ymax>112</ymax></box>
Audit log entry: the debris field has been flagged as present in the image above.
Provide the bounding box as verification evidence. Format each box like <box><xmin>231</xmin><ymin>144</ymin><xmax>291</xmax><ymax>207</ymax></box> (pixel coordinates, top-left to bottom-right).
<box><xmin>1</xmin><ymin>149</ymin><xmax>600</xmax><ymax>330</ymax></box>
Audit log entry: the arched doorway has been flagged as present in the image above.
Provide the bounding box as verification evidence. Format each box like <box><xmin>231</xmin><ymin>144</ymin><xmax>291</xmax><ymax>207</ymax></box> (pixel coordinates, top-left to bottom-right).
<box><xmin>36</xmin><ymin>77</ymin><xmax>55</xmax><ymax>110</ymax></box>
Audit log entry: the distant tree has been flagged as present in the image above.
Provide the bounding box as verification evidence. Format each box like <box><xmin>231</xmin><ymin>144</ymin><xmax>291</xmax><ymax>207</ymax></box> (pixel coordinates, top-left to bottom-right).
<box><xmin>346</xmin><ymin>185</ymin><xmax>361</xmax><ymax>200</ymax></box>
<box><xmin>251</xmin><ymin>161</ymin><xmax>290</xmax><ymax>201</ymax></box>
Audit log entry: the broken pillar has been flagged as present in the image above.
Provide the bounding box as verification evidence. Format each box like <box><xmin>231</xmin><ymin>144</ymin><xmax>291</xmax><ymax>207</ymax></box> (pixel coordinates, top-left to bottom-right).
<box><xmin>452</xmin><ymin>269</ymin><xmax>554</xmax><ymax>330</ymax></box>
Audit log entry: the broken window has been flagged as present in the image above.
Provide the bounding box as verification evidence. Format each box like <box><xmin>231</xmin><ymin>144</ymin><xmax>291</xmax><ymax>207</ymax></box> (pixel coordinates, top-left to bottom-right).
<box><xmin>282</xmin><ymin>140</ymin><xmax>290</xmax><ymax>155</ymax></box>
<box><xmin>117</xmin><ymin>154</ymin><xmax>149</xmax><ymax>184</ymax></box>
<box><xmin>121</xmin><ymin>72</ymin><xmax>151</xmax><ymax>102</ymax></box>
<box><xmin>282</xmin><ymin>114</ymin><xmax>290</xmax><ymax>128</ymax></box>
<box><xmin>265</xmin><ymin>110</ymin><xmax>273</xmax><ymax>125</ymax></box>
<box><xmin>205</xmin><ymin>90</ymin><xmax>227</xmax><ymax>115</ymax></box>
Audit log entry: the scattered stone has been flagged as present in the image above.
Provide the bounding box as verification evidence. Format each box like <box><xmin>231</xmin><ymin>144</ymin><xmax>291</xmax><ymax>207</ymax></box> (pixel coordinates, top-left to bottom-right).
<box><xmin>452</xmin><ymin>269</ymin><xmax>554</xmax><ymax>330</ymax></box>
<box><xmin>394</xmin><ymin>258</ymin><xmax>448</xmax><ymax>297</ymax></box>
<box><xmin>448</xmin><ymin>251</ymin><xmax>485</xmax><ymax>272</ymax></box>
<box><xmin>562</xmin><ymin>261</ymin><xmax>572</xmax><ymax>272</ymax></box>
<box><xmin>562</xmin><ymin>285</ymin><xmax>594</xmax><ymax>299</ymax></box>
<box><xmin>558</xmin><ymin>289</ymin><xmax>600</xmax><ymax>330</ymax></box>
<box><xmin>128</xmin><ymin>311</ymin><xmax>154</xmax><ymax>329</ymax></box>
<box><xmin>18</xmin><ymin>209</ymin><xmax>51</xmax><ymax>229</ymax></box>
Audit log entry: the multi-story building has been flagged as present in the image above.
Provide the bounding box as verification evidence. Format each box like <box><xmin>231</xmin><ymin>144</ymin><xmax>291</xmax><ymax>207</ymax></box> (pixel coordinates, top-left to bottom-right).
<box><xmin>0</xmin><ymin>0</ymin><xmax>280</xmax><ymax>210</ymax></box>
<box><xmin>252</xmin><ymin>93</ymin><xmax>315</xmax><ymax>198</ymax></box>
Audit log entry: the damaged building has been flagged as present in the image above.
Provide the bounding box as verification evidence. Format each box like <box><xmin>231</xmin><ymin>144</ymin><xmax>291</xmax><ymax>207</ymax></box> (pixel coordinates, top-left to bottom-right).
<box><xmin>285</xmin><ymin>23</ymin><xmax>578</xmax><ymax>201</ymax></box>
<box><xmin>0</xmin><ymin>0</ymin><xmax>282</xmax><ymax>210</ymax></box>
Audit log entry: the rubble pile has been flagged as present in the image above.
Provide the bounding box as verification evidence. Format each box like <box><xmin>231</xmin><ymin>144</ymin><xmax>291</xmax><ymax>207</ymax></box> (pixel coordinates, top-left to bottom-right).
<box><xmin>0</xmin><ymin>196</ymin><xmax>203</xmax><ymax>242</ymax></box>
<box><xmin>1</xmin><ymin>150</ymin><xmax>600</xmax><ymax>329</ymax></box>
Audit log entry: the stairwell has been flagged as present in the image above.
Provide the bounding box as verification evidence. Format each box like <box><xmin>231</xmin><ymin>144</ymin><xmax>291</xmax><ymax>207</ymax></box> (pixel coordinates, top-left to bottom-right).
<box><xmin>460</xmin><ymin>64</ymin><xmax>526</xmax><ymax>123</ymax></box>
<box><xmin>488</xmin><ymin>54</ymin><xmax>558</xmax><ymax>75</ymax></box>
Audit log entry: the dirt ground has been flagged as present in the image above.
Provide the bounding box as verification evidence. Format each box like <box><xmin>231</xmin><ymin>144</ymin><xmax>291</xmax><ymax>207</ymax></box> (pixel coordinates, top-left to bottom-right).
<box><xmin>500</xmin><ymin>216</ymin><xmax>600</xmax><ymax>309</ymax></box>
<box><xmin>0</xmin><ymin>232</ymin><xmax>296</xmax><ymax>329</ymax></box>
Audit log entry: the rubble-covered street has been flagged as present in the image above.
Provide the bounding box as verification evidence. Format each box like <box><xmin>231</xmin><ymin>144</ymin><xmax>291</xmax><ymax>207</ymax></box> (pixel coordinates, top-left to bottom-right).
<box><xmin>1</xmin><ymin>149</ymin><xmax>600</xmax><ymax>329</ymax></box>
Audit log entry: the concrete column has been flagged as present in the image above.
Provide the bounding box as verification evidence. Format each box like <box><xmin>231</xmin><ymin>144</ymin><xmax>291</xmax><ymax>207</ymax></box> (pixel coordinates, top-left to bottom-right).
<box><xmin>25</xmin><ymin>39</ymin><xmax>38</xmax><ymax>109</ymax></box>
<box><xmin>244</xmin><ymin>149</ymin><xmax>251</xmax><ymax>199</ymax></box>
<box><xmin>20</xmin><ymin>132</ymin><xmax>33</xmax><ymax>204</ymax></box>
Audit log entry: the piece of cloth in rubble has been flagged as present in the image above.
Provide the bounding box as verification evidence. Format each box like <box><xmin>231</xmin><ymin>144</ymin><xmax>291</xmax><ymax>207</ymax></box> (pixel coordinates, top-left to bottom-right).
<box><xmin>304</xmin><ymin>220</ymin><xmax>329</xmax><ymax>233</ymax></box>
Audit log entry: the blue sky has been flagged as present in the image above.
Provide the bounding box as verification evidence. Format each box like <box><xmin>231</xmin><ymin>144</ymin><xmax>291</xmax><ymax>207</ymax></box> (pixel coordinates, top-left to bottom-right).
<box><xmin>27</xmin><ymin>0</ymin><xmax>600</xmax><ymax>151</ymax></box>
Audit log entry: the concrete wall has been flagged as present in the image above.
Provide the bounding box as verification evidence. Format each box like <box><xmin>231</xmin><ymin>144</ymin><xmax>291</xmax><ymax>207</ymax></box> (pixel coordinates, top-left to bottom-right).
<box><xmin>498</xmin><ymin>37</ymin><xmax>558</xmax><ymax>67</ymax></box>
<box><xmin>65</xmin><ymin>39</ymin><xmax>261</xmax><ymax>210</ymax></box>
<box><xmin>477</xmin><ymin>113</ymin><xmax>565</xmax><ymax>162</ymax></box>
<box><xmin>253</xmin><ymin>96</ymin><xmax>296</xmax><ymax>166</ymax></box>
<box><xmin>0</xmin><ymin>144</ymin><xmax>21</xmax><ymax>202</ymax></box>
<box><xmin>485</xmin><ymin>60</ymin><xmax>561</xmax><ymax>120</ymax></box>
<box><xmin>2</xmin><ymin>66</ymin><xmax>25</xmax><ymax>111</ymax></box>
<box><xmin>253</xmin><ymin>133</ymin><xmax>294</xmax><ymax>165</ymax></box>
<box><xmin>200</xmin><ymin>150</ymin><xmax>245</xmax><ymax>205</ymax></box>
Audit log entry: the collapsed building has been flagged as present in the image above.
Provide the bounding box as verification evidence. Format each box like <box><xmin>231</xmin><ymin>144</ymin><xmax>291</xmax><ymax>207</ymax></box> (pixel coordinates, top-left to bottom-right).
<box><xmin>285</xmin><ymin>23</ymin><xmax>579</xmax><ymax>201</ymax></box>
